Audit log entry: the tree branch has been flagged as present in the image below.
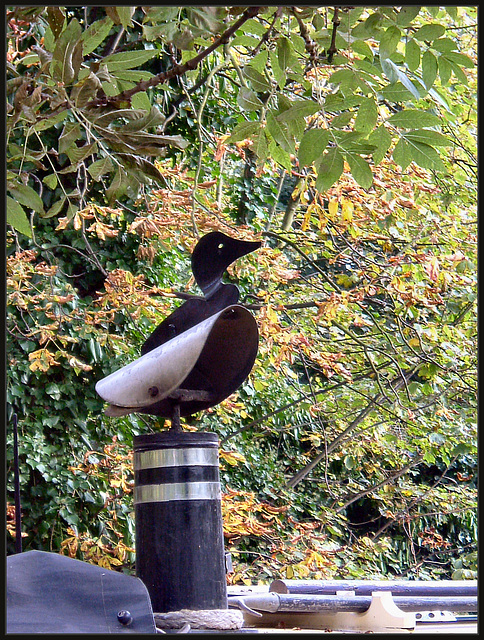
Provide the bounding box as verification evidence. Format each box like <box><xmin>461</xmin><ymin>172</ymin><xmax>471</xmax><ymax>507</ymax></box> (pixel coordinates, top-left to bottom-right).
<box><xmin>88</xmin><ymin>6</ymin><xmax>261</xmax><ymax>108</ymax></box>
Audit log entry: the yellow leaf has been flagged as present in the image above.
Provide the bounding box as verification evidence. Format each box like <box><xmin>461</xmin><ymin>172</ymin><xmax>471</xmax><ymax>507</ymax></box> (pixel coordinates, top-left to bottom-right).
<box><xmin>341</xmin><ymin>197</ymin><xmax>354</xmax><ymax>223</ymax></box>
<box><xmin>328</xmin><ymin>198</ymin><xmax>338</xmax><ymax>217</ymax></box>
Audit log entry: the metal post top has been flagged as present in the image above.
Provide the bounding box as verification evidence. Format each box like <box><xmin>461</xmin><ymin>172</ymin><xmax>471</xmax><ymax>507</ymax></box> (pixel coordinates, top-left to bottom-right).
<box><xmin>133</xmin><ymin>430</ymin><xmax>219</xmax><ymax>451</ymax></box>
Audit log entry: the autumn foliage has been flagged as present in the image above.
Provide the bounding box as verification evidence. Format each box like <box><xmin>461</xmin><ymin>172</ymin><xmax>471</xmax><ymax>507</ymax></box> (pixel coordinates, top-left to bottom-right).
<box><xmin>7</xmin><ymin>6</ymin><xmax>476</xmax><ymax>582</ymax></box>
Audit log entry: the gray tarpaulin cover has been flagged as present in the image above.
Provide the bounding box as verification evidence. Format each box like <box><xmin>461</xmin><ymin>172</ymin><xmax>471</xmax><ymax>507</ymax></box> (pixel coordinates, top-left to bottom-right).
<box><xmin>6</xmin><ymin>550</ymin><xmax>156</xmax><ymax>633</ymax></box>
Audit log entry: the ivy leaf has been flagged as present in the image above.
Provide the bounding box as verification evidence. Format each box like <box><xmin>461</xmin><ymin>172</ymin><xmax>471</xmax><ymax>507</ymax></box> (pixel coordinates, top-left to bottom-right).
<box><xmin>354</xmin><ymin>97</ymin><xmax>378</xmax><ymax>135</ymax></box>
<box><xmin>237</xmin><ymin>87</ymin><xmax>264</xmax><ymax>112</ymax></box>
<box><xmin>345</xmin><ymin>152</ymin><xmax>373</xmax><ymax>189</ymax></box>
<box><xmin>7</xmin><ymin>196</ymin><xmax>32</xmax><ymax>237</ymax></box>
<box><xmin>422</xmin><ymin>50</ymin><xmax>438</xmax><ymax>89</ymax></box>
<box><xmin>315</xmin><ymin>147</ymin><xmax>344</xmax><ymax>192</ymax></box>
<box><xmin>387</xmin><ymin>110</ymin><xmax>441</xmax><ymax>129</ymax></box>
<box><xmin>298</xmin><ymin>129</ymin><xmax>330</xmax><ymax>167</ymax></box>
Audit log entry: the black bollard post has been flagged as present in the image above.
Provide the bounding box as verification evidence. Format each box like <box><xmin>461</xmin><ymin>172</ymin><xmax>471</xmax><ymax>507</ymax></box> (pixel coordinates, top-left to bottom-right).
<box><xmin>133</xmin><ymin>431</ymin><xmax>227</xmax><ymax>613</ymax></box>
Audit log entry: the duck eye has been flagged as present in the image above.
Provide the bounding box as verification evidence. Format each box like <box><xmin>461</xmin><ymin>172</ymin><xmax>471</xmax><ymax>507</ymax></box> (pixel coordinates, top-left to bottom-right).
<box><xmin>217</xmin><ymin>242</ymin><xmax>224</xmax><ymax>251</ymax></box>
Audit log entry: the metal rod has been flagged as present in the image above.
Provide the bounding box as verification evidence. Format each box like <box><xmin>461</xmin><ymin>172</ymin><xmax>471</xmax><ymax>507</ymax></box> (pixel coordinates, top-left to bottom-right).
<box><xmin>270</xmin><ymin>578</ymin><xmax>477</xmax><ymax>597</ymax></box>
<box><xmin>230</xmin><ymin>593</ymin><xmax>478</xmax><ymax>615</ymax></box>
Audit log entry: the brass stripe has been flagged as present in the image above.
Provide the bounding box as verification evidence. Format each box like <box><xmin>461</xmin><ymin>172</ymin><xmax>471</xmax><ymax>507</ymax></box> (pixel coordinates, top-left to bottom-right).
<box><xmin>134</xmin><ymin>447</ymin><xmax>218</xmax><ymax>471</ymax></box>
<box><xmin>134</xmin><ymin>481</ymin><xmax>221</xmax><ymax>504</ymax></box>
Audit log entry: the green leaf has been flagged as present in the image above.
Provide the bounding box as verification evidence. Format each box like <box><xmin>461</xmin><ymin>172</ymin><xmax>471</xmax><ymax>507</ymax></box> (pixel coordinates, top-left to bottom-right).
<box><xmin>106</xmin><ymin>165</ymin><xmax>128</xmax><ymax>204</ymax></box>
<box><xmin>42</xmin><ymin>196</ymin><xmax>67</xmax><ymax>218</ymax></box>
<box><xmin>243</xmin><ymin>66</ymin><xmax>271</xmax><ymax>93</ymax></box>
<box><xmin>405</xmin><ymin>38</ymin><xmax>420</xmax><ymax>72</ymax></box>
<box><xmin>392</xmin><ymin>137</ymin><xmax>412</xmax><ymax>170</ymax></box>
<box><xmin>58</xmin><ymin>123</ymin><xmax>82</xmax><ymax>155</ymax></box>
<box><xmin>379</xmin><ymin>25</ymin><xmax>401</xmax><ymax>60</ymax></box>
<box><xmin>7</xmin><ymin>196</ymin><xmax>32</xmax><ymax>237</ymax></box>
<box><xmin>50</xmin><ymin>18</ymin><xmax>83</xmax><ymax>85</ymax></box>
<box><xmin>42</xmin><ymin>174</ymin><xmax>58</xmax><ymax>190</ymax></box>
<box><xmin>346</xmin><ymin>152</ymin><xmax>373</xmax><ymax>189</ymax></box>
<box><xmin>7</xmin><ymin>182</ymin><xmax>44</xmax><ymax>214</ymax></box>
<box><xmin>268</xmin><ymin>141</ymin><xmax>292</xmax><ymax>172</ymax></box>
<box><xmin>252</xmin><ymin>130</ymin><xmax>268</xmax><ymax>164</ymax></box>
<box><xmin>131</xmin><ymin>91</ymin><xmax>152</xmax><ymax>111</ymax></box>
<box><xmin>115</xmin><ymin>6</ymin><xmax>135</xmax><ymax>29</ymax></box>
<box><xmin>298</xmin><ymin>129</ymin><xmax>330</xmax><ymax>166</ymax></box>
<box><xmin>277</xmin><ymin>36</ymin><xmax>294</xmax><ymax>71</ymax></box>
<box><xmin>381</xmin><ymin>58</ymin><xmax>421</xmax><ymax>100</ymax></box>
<box><xmin>351</xmin><ymin>39</ymin><xmax>374</xmax><ymax>61</ymax></box>
<box><xmin>368</xmin><ymin>125</ymin><xmax>393</xmax><ymax>164</ymax></box>
<box><xmin>404</xmin><ymin>129</ymin><xmax>450</xmax><ymax>147</ymax></box>
<box><xmin>47</xmin><ymin>6</ymin><xmax>66</xmax><ymax>38</ymax></box>
<box><xmin>413</xmin><ymin>23</ymin><xmax>446</xmax><ymax>42</ymax></box>
<box><xmin>237</xmin><ymin>87</ymin><xmax>263</xmax><ymax>112</ymax></box>
<box><xmin>103</xmin><ymin>49</ymin><xmax>158</xmax><ymax>71</ymax></box>
<box><xmin>231</xmin><ymin>35</ymin><xmax>260</xmax><ymax>48</ymax></box>
<box><xmin>270</xmin><ymin>49</ymin><xmax>286</xmax><ymax>90</ymax></box>
<box><xmin>81</xmin><ymin>17</ymin><xmax>114</xmax><ymax>56</ymax></box>
<box><xmin>406</xmin><ymin>140</ymin><xmax>446</xmax><ymax>171</ymax></box>
<box><xmin>381</xmin><ymin>82</ymin><xmax>415</xmax><ymax>102</ymax></box>
<box><xmin>387</xmin><ymin>110</ymin><xmax>441</xmax><ymax>129</ymax></box>
<box><xmin>315</xmin><ymin>147</ymin><xmax>344</xmax><ymax>192</ymax></box>
<box><xmin>396</xmin><ymin>6</ymin><xmax>421</xmax><ymax>27</ymax></box>
<box><xmin>66</xmin><ymin>142</ymin><xmax>98</xmax><ymax>164</ymax></box>
<box><xmin>431</xmin><ymin>38</ymin><xmax>458</xmax><ymax>53</ymax></box>
<box><xmin>354</xmin><ymin>97</ymin><xmax>378</xmax><ymax>135</ymax></box>
<box><xmin>445</xmin><ymin>59</ymin><xmax>468</xmax><ymax>85</ymax></box>
<box><xmin>437</xmin><ymin>55</ymin><xmax>452</xmax><ymax>86</ymax></box>
<box><xmin>87</xmin><ymin>156</ymin><xmax>114</xmax><ymax>181</ymax></box>
<box><xmin>266</xmin><ymin>111</ymin><xmax>294</xmax><ymax>153</ymax></box>
<box><xmin>443</xmin><ymin>51</ymin><xmax>475</xmax><ymax>69</ymax></box>
<box><xmin>422</xmin><ymin>50</ymin><xmax>438</xmax><ymax>89</ymax></box>
<box><xmin>250</xmin><ymin>50</ymin><xmax>269</xmax><ymax>74</ymax></box>
<box><xmin>276</xmin><ymin>99</ymin><xmax>320</xmax><ymax>123</ymax></box>
<box><xmin>226</xmin><ymin>120</ymin><xmax>261</xmax><ymax>143</ymax></box>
